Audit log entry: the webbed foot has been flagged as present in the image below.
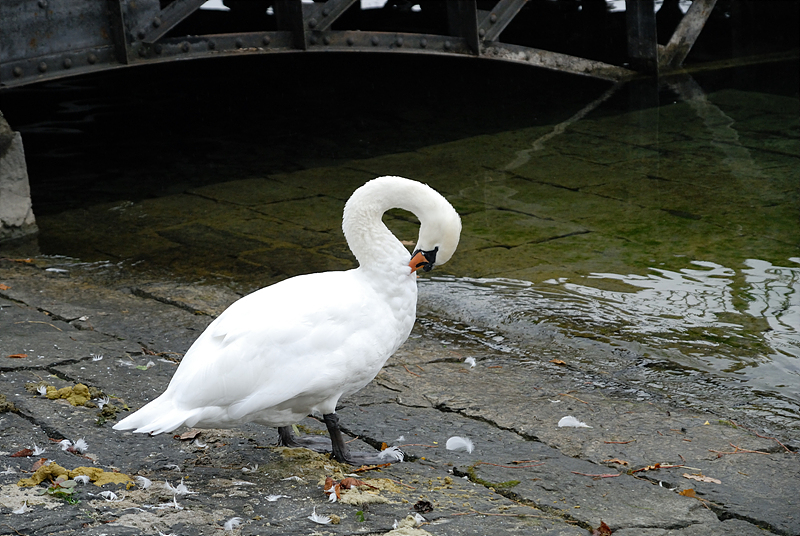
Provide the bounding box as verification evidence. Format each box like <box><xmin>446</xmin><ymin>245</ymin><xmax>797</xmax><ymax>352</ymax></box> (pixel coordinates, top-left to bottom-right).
<box><xmin>277</xmin><ymin>426</ymin><xmax>332</xmax><ymax>453</ymax></box>
<box><xmin>322</xmin><ymin>413</ymin><xmax>404</xmax><ymax>466</ymax></box>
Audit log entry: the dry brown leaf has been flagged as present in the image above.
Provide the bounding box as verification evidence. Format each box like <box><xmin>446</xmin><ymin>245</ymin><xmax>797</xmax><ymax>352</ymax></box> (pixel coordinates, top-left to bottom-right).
<box><xmin>353</xmin><ymin>463</ymin><xmax>391</xmax><ymax>472</ymax></box>
<box><xmin>174</xmin><ymin>429</ymin><xmax>202</xmax><ymax>441</ymax></box>
<box><xmin>31</xmin><ymin>458</ymin><xmax>48</xmax><ymax>471</ymax></box>
<box><xmin>7</xmin><ymin>353</ymin><xmax>27</xmax><ymax>359</ymax></box>
<box><xmin>0</xmin><ymin>283</ymin><xmax>10</xmax><ymax>290</ymax></box>
<box><xmin>591</xmin><ymin>520</ymin><xmax>613</xmax><ymax>535</ymax></box>
<box><xmin>683</xmin><ymin>473</ymin><xmax>721</xmax><ymax>484</ymax></box>
<box><xmin>323</xmin><ymin>476</ymin><xmax>341</xmax><ymax>500</ymax></box>
<box><xmin>679</xmin><ymin>488</ymin><xmax>697</xmax><ymax>498</ymax></box>
<box><xmin>603</xmin><ymin>458</ymin><xmax>629</xmax><ymax>466</ymax></box>
<box><xmin>550</xmin><ymin>359</ymin><xmax>567</xmax><ymax>365</ymax></box>
<box><xmin>10</xmin><ymin>448</ymin><xmax>33</xmax><ymax>457</ymax></box>
<box><xmin>340</xmin><ymin>477</ymin><xmax>377</xmax><ymax>490</ymax></box>
<box><xmin>632</xmin><ymin>463</ymin><xmax>661</xmax><ymax>473</ymax></box>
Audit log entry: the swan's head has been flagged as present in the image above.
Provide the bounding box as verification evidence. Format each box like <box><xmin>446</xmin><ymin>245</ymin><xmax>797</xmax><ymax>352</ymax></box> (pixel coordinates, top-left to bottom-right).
<box><xmin>409</xmin><ymin>195</ymin><xmax>461</xmax><ymax>273</ymax></box>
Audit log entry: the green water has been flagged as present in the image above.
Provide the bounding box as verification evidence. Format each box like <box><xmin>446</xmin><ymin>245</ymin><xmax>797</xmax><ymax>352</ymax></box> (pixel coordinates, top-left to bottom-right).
<box><xmin>1</xmin><ymin>54</ymin><xmax>798</xmax><ymax>436</ymax></box>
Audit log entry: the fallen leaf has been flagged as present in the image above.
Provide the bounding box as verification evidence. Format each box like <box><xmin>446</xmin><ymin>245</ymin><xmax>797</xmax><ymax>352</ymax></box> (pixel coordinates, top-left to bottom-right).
<box><xmin>340</xmin><ymin>477</ymin><xmax>377</xmax><ymax>490</ymax></box>
<box><xmin>679</xmin><ymin>488</ymin><xmax>697</xmax><ymax>498</ymax></box>
<box><xmin>550</xmin><ymin>359</ymin><xmax>566</xmax><ymax>365</ymax></box>
<box><xmin>323</xmin><ymin>477</ymin><xmax>341</xmax><ymax>500</ymax></box>
<box><xmin>10</xmin><ymin>449</ymin><xmax>33</xmax><ymax>457</ymax></box>
<box><xmin>380</xmin><ymin>442</ymin><xmax>388</xmax><ymax>451</ymax></box>
<box><xmin>353</xmin><ymin>463</ymin><xmax>391</xmax><ymax>472</ymax></box>
<box><xmin>591</xmin><ymin>520</ymin><xmax>613</xmax><ymax>535</ymax></box>
<box><xmin>603</xmin><ymin>458</ymin><xmax>629</xmax><ymax>466</ymax></box>
<box><xmin>31</xmin><ymin>458</ymin><xmax>48</xmax><ymax>471</ymax></box>
<box><xmin>7</xmin><ymin>354</ymin><xmax>27</xmax><ymax>359</ymax></box>
<box><xmin>174</xmin><ymin>429</ymin><xmax>201</xmax><ymax>441</ymax></box>
<box><xmin>0</xmin><ymin>284</ymin><xmax>10</xmax><ymax>290</ymax></box>
<box><xmin>632</xmin><ymin>463</ymin><xmax>661</xmax><ymax>473</ymax></box>
<box><xmin>683</xmin><ymin>473</ymin><xmax>721</xmax><ymax>484</ymax></box>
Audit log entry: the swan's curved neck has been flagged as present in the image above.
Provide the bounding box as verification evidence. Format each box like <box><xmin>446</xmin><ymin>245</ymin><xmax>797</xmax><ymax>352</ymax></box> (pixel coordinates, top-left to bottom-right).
<box><xmin>342</xmin><ymin>178</ymin><xmax>436</xmax><ymax>274</ymax></box>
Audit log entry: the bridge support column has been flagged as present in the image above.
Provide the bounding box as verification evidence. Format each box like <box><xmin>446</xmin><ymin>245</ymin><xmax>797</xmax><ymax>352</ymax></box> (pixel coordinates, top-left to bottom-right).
<box><xmin>0</xmin><ymin>112</ymin><xmax>37</xmax><ymax>243</ymax></box>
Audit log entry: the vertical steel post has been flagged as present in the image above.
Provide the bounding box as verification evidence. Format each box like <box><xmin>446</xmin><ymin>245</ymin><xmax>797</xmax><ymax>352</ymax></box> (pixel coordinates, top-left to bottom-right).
<box><xmin>626</xmin><ymin>0</ymin><xmax>658</xmax><ymax>74</ymax></box>
<box><xmin>446</xmin><ymin>0</ymin><xmax>480</xmax><ymax>55</ymax></box>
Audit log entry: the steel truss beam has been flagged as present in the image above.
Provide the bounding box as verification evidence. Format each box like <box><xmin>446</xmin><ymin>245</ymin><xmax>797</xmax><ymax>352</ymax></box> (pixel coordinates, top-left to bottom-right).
<box><xmin>2</xmin><ymin>0</ymin><xmax>719</xmax><ymax>90</ymax></box>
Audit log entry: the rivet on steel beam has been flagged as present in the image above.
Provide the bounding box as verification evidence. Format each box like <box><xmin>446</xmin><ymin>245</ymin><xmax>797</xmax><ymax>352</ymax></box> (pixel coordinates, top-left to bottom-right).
<box><xmin>396</xmin><ymin>37</ymin><xmax>403</xmax><ymax>47</ymax></box>
<box><xmin>38</xmin><ymin>62</ymin><xmax>47</xmax><ymax>73</ymax></box>
<box><xmin>181</xmin><ymin>42</ymin><xmax>190</xmax><ymax>52</ymax></box>
<box><xmin>346</xmin><ymin>36</ymin><xmax>354</xmax><ymax>46</ymax></box>
<box><xmin>208</xmin><ymin>41</ymin><xmax>216</xmax><ymax>50</ymax></box>
<box><xmin>263</xmin><ymin>35</ymin><xmax>271</xmax><ymax>46</ymax></box>
<box><xmin>139</xmin><ymin>47</ymin><xmax>147</xmax><ymax>57</ymax></box>
<box><xmin>155</xmin><ymin>44</ymin><xmax>163</xmax><ymax>54</ymax></box>
<box><xmin>137</xmin><ymin>30</ymin><xmax>146</xmax><ymax>40</ymax></box>
<box><xmin>444</xmin><ymin>41</ymin><xmax>452</xmax><ymax>50</ymax></box>
<box><xmin>38</xmin><ymin>0</ymin><xmax>47</xmax><ymax>8</ymax></box>
<box><xmin>489</xmin><ymin>13</ymin><xmax>497</xmax><ymax>23</ymax></box>
<box><xmin>235</xmin><ymin>38</ymin><xmax>243</xmax><ymax>48</ymax></box>
<box><xmin>322</xmin><ymin>7</ymin><xmax>330</xmax><ymax>16</ymax></box>
<box><xmin>88</xmin><ymin>54</ymin><xmax>97</xmax><ymax>64</ymax></box>
<box><xmin>309</xmin><ymin>35</ymin><xmax>318</xmax><ymax>45</ymax></box>
<box><xmin>308</xmin><ymin>18</ymin><xmax>317</xmax><ymax>28</ymax></box>
<box><xmin>479</xmin><ymin>28</ymin><xmax>485</xmax><ymax>38</ymax></box>
<box><xmin>371</xmin><ymin>36</ymin><xmax>379</xmax><ymax>46</ymax></box>
<box><xmin>13</xmin><ymin>67</ymin><xmax>23</xmax><ymax>77</ymax></box>
<box><xmin>323</xmin><ymin>35</ymin><xmax>331</xmax><ymax>45</ymax></box>
<box><xmin>420</xmin><ymin>38</ymin><xmax>427</xmax><ymax>48</ymax></box>
<box><xmin>63</xmin><ymin>58</ymin><xmax>72</xmax><ymax>68</ymax></box>
<box><xmin>153</xmin><ymin>17</ymin><xmax>161</xmax><ymax>28</ymax></box>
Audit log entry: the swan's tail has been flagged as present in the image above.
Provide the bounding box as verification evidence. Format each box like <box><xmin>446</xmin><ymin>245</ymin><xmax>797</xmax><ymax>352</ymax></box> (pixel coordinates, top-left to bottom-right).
<box><xmin>113</xmin><ymin>396</ymin><xmax>194</xmax><ymax>435</ymax></box>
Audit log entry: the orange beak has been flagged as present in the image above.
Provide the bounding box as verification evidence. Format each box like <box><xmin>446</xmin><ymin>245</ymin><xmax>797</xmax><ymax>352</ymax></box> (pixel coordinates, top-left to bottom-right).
<box><xmin>409</xmin><ymin>250</ymin><xmax>428</xmax><ymax>273</ymax></box>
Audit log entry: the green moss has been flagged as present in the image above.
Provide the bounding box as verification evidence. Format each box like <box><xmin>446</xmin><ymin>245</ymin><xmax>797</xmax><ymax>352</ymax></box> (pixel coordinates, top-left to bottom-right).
<box><xmin>464</xmin><ymin>464</ymin><xmax>520</xmax><ymax>489</ymax></box>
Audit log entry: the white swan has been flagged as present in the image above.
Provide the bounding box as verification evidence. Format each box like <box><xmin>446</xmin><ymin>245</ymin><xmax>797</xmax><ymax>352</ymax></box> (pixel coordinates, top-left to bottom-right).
<box><xmin>113</xmin><ymin>176</ymin><xmax>461</xmax><ymax>465</ymax></box>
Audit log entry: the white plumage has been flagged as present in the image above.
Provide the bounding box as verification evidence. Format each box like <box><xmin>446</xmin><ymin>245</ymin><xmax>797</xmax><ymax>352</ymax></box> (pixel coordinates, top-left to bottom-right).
<box><xmin>114</xmin><ymin>176</ymin><xmax>461</xmax><ymax>464</ymax></box>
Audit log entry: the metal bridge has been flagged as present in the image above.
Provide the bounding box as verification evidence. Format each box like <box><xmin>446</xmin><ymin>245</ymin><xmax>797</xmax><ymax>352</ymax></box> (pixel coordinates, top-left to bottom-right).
<box><xmin>1</xmin><ymin>0</ymin><xmax>717</xmax><ymax>89</ymax></box>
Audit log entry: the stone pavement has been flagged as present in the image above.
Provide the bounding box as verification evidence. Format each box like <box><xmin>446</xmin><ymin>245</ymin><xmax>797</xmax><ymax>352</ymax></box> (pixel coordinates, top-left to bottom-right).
<box><xmin>1</xmin><ymin>258</ymin><xmax>797</xmax><ymax>536</ymax></box>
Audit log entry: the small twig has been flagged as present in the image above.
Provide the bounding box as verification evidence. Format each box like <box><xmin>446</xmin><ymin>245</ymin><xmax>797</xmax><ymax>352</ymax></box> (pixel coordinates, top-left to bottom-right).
<box><xmin>403</xmin><ymin>364</ymin><xmax>421</xmax><ymax>377</ymax></box>
<box><xmin>631</xmin><ymin>464</ymin><xmax>684</xmax><ymax>473</ymax></box>
<box><xmin>571</xmin><ymin>471</ymin><xmax>620</xmax><ymax>478</ymax></box>
<box><xmin>558</xmin><ymin>393</ymin><xmax>590</xmax><ymax>406</ymax></box>
<box><xmin>474</xmin><ymin>461</ymin><xmax>544</xmax><ymax>469</ymax></box>
<box><xmin>352</xmin><ymin>463</ymin><xmax>391</xmax><ymax>472</ymax></box>
<box><xmin>727</xmin><ymin>419</ymin><xmax>795</xmax><ymax>454</ymax></box>
<box><xmin>14</xmin><ymin>320</ymin><xmax>63</xmax><ymax>332</ymax></box>
<box><xmin>709</xmin><ymin>443</ymin><xmax>771</xmax><ymax>457</ymax></box>
<box><xmin>3</xmin><ymin>524</ymin><xmax>29</xmax><ymax>536</ymax></box>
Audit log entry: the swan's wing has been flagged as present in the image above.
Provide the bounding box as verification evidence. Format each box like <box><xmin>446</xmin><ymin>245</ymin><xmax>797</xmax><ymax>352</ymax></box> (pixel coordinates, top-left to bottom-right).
<box><xmin>162</xmin><ymin>270</ymin><xmax>381</xmax><ymax>416</ymax></box>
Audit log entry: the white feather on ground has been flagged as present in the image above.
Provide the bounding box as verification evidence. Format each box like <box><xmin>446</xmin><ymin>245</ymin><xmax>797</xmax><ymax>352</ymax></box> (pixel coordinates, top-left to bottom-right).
<box><xmin>558</xmin><ymin>416</ymin><xmax>592</xmax><ymax>428</ymax></box>
<box><xmin>446</xmin><ymin>436</ymin><xmax>474</xmax><ymax>453</ymax></box>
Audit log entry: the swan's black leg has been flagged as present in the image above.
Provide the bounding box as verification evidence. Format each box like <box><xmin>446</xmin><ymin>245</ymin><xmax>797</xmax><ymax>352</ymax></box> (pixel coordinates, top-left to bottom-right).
<box><xmin>276</xmin><ymin>425</ymin><xmax>332</xmax><ymax>452</ymax></box>
<box><xmin>322</xmin><ymin>413</ymin><xmax>403</xmax><ymax>465</ymax></box>
<box><xmin>322</xmin><ymin>413</ymin><xmax>351</xmax><ymax>462</ymax></box>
